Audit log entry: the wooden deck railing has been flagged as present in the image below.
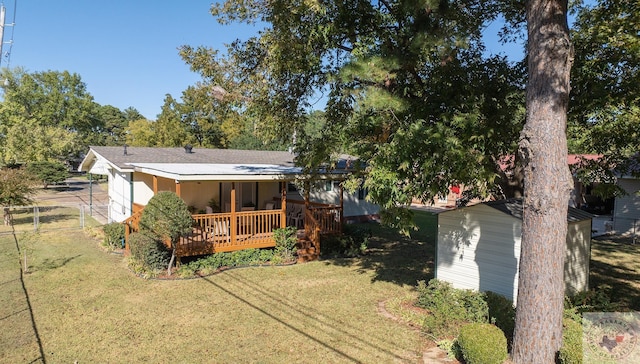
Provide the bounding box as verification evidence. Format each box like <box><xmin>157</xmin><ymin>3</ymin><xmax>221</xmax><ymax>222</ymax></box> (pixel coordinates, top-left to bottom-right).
<box><xmin>176</xmin><ymin>209</ymin><xmax>283</xmax><ymax>257</ymax></box>
<box><xmin>309</xmin><ymin>205</ymin><xmax>342</xmax><ymax>235</ymax></box>
<box><xmin>123</xmin><ymin>204</ymin><xmax>341</xmax><ymax>259</ymax></box>
<box><xmin>123</xmin><ymin>209</ymin><xmax>143</xmax><ymax>252</ymax></box>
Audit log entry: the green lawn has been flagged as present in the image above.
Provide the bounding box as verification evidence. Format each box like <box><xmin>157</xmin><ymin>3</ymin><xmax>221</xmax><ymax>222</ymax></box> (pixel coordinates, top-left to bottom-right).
<box><xmin>0</xmin><ymin>221</ymin><xmax>435</xmax><ymax>363</ymax></box>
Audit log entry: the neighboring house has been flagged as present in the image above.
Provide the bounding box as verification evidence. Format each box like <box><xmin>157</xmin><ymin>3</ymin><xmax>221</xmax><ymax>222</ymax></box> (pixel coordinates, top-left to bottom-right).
<box><xmin>436</xmin><ymin>199</ymin><xmax>592</xmax><ymax>304</ymax></box>
<box><xmin>612</xmin><ymin>173</ymin><xmax>640</xmax><ymax>236</ymax></box>
<box><xmin>78</xmin><ymin>146</ymin><xmax>379</xmax><ymax>260</ymax></box>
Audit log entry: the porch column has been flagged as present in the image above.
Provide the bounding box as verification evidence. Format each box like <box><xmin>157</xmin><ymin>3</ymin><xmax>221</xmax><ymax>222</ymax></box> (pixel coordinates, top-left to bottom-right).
<box><xmin>304</xmin><ymin>180</ymin><xmax>310</xmax><ymax>230</ymax></box>
<box><xmin>175</xmin><ymin>180</ymin><xmax>181</xmax><ymax>198</ymax></box>
<box><xmin>230</xmin><ymin>182</ymin><xmax>237</xmax><ymax>242</ymax></box>
<box><xmin>340</xmin><ymin>181</ymin><xmax>345</xmax><ymax>226</ymax></box>
<box><xmin>280</xmin><ymin>181</ymin><xmax>287</xmax><ymax>228</ymax></box>
<box><xmin>153</xmin><ymin>176</ymin><xmax>158</xmax><ymax>194</ymax></box>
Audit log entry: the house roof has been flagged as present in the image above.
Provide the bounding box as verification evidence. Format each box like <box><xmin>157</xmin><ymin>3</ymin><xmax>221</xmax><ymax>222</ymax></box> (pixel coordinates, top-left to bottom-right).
<box><xmin>484</xmin><ymin>198</ymin><xmax>594</xmax><ymax>223</ymax></box>
<box><xmin>78</xmin><ymin>146</ymin><xmax>352</xmax><ymax>181</ymax></box>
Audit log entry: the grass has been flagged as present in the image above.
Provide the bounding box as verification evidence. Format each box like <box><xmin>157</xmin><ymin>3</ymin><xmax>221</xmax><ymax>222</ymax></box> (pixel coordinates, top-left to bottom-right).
<box><xmin>0</xmin><ymin>220</ymin><xmax>436</xmax><ymax>363</ymax></box>
<box><xmin>589</xmin><ymin>235</ymin><xmax>640</xmax><ymax>311</ymax></box>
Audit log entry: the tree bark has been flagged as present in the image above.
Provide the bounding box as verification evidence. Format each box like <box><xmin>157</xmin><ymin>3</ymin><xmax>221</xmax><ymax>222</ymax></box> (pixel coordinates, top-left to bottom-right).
<box><xmin>512</xmin><ymin>1</ymin><xmax>574</xmax><ymax>363</ymax></box>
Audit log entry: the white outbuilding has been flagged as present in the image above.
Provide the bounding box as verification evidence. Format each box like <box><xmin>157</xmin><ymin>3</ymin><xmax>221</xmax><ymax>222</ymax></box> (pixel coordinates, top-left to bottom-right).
<box><xmin>436</xmin><ymin>199</ymin><xmax>593</xmax><ymax>304</ymax></box>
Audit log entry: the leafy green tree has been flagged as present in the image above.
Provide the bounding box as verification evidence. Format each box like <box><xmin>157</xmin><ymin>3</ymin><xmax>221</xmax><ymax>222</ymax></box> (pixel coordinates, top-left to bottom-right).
<box><xmin>139</xmin><ymin>192</ymin><xmax>193</xmax><ymax>274</ymax></box>
<box><xmin>181</xmin><ymin>0</ymin><xmax>524</xmax><ymax>219</ymax></box>
<box><xmin>26</xmin><ymin>161</ymin><xmax>69</xmax><ymax>188</ymax></box>
<box><xmin>125</xmin><ymin>118</ymin><xmax>158</xmax><ymax>147</ymax></box>
<box><xmin>567</xmin><ymin>0</ymin><xmax>640</xmax><ymax>171</ymax></box>
<box><xmin>0</xmin><ymin>168</ymin><xmax>37</xmax><ymax>225</ymax></box>
<box><xmin>0</xmin><ymin>68</ymin><xmax>101</xmax><ymax>163</ymax></box>
<box><xmin>153</xmin><ymin>94</ymin><xmax>194</xmax><ymax>147</ymax></box>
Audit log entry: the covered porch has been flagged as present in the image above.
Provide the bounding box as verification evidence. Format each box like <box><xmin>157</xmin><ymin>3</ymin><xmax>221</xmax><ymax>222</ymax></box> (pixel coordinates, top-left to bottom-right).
<box><xmin>123</xmin><ymin>179</ymin><xmax>343</xmax><ymax>260</ymax></box>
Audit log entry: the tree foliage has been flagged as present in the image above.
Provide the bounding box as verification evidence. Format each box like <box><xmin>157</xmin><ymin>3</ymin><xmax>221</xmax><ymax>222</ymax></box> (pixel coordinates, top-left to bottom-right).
<box><xmin>139</xmin><ymin>191</ymin><xmax>193</xmax><ymax>244</ymax></box>
<box><xmin>26</xmin><ymin>161</ymin><xmax>69</xmax><ymax>188</ymax></box>
<box><xmin>181</xmin><ymin>0</ymin><xmax>524</xmax><ymax>227</ymax></box>
<box><xmin>0</xmin><ymin>167</ymin><xmax>38</xmax><ymax>225</ymax></box>
<box><xmin>0</xmin><ymin>68</ymin><xmax>145</xmax><ymax>164</ymax></box>
<box><xmin>567</xmin><ymin>0</ymin><xmax>640</xmax><ymax>170</ymax></box>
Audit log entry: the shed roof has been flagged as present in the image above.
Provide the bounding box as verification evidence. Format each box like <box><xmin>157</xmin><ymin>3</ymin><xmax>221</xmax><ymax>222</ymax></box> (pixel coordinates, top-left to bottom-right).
<box><xmin>484</xmin><ymin>198</ymin><xmax>593</xmax><ymax>222</ymax></box>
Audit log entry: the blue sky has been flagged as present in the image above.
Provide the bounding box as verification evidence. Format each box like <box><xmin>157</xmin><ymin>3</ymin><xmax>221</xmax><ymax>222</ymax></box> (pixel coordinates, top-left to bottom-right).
<box><xmin>2</xmin><ymin>0</ymin><xmax>525</xmax><ymax>120</ymax></box>
<box><xmin>2</xmin><ymin>0</ymin><xmax>259</xmax><ymax>119</ymax></box>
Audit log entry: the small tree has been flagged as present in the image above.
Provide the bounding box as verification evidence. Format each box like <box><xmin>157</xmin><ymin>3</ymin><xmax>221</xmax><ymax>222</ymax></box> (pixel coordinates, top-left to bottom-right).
<box><xmin>0</xmin><ymin>168</ymin><xmax>38</xmax><ymax>225</ymax></box>
<box><xmin>139</xmin><ymin>192</ymin><xmax>193</xmax><ymax>274</ymax></box>
<box><xmin>26</xmin><ymin>161</ymin><xmax>69</xmax><ymax>188</ymax></box>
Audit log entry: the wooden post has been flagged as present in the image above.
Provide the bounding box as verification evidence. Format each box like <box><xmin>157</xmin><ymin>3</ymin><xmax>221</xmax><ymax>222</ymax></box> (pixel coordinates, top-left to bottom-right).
<box><xmin>304</xmin><ymin>180</ymin><xmax>310</xmax><ymax>231</ymax></box>
<box><xmin>153</xmin><ymin>175</ymin><xmax>158</xmax><ymax>194</ymax></box>
<box><xmin>340</xmin><ymin>181</ymin><xmax>345</xmax><ymax>228</ymax></box>
<box><xmin>175</xmin><ymin>180</ymin><xmax>181</xmax><ymax>197</ymax></box>
<box><xmin>124</xmin><ymin>223</ymin><xmax>130</xmax><ymax>253</ymax></box>
<box><xmin>280</xmin><ymin>181</ymin><xmax>287</xmax><ymax>228</ymax></box>
<box><xmin>230</xmin><ymin>182</ymin><xmax>237</xmax><ymax>243</ymax></box>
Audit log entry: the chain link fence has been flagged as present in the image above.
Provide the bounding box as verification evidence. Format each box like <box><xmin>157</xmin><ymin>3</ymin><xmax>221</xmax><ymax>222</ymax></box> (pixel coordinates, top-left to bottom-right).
<box><xmin>0</xmin><ymin>204</ymin><xmax>109</xmax><ymax>235</ymax></box>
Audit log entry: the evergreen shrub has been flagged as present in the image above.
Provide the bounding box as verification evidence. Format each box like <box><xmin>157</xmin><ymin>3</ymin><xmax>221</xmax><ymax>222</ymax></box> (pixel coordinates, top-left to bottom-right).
<box><xmin>457</xmin><ymin>323</ymin><xmax>507</xmax><ymax>364</ymax></box>
<box><xmin>129</xmin><ymin>232</ymin><xmax>170</xmax><ymax>271</ymax></box>
<box><xmin>102</xmin><ymin>222</ymin><xmax>125</xmax><ymax>249</ymax></box>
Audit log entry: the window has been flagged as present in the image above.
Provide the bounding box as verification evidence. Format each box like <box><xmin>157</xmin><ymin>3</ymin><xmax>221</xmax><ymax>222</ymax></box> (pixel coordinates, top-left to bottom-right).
<box><xmin>325</xmin><ymin>181</ymin><xmax>333</xmax><ymax>191</ymax></box>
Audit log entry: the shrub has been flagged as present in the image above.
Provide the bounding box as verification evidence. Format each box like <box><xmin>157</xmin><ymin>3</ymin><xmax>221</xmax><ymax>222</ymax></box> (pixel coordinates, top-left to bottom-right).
<box><xmin>559</xmin><ymin>317</ymin><xmax>583</xmax><ymax>364</ymax></box>
<box><xmin>274</xmin><ymin>226</ymin><xmax>298</xmax><ymax>255</ymax></box>
<box><xmin>139</xmin><ymin>191</ymin><xmax>193</xmax><ymax>244</ymax></box>
<box><xmin>416</xmin><ymin>279</ymin><xmax>488</xmax><ymax>339</ymax></box>
<box><xmin>565</xmin><ymin>286</ymin><xmax>618</xmax><ymax>313</ymax></box>
<box><xmin>102</xmin><ymin>222</ymin><xmax>125</xmax><ymax>249</ymax></box>
<box><xmin>457</xmin><ymin>323</ymin><xmax>507</xmax><ymax>364</ymax></box>
<box><xmin>176</xmin><ymin>248</ymin><xmax>278</xmax><ymax>277</ymax></box>
<box><xmin>484</xmin><ymin>291</ymin><xmax>516</xmax><ymax>345</ymax></box>
<box><xmin>128</xmin><ymin>232</ymin><xmax>170</xmax><ymax>272</ymax></box>
<box><xmin>321</xmin><ymin>224</ymin><xmax>370</xmax><ymax>258</ymax></box>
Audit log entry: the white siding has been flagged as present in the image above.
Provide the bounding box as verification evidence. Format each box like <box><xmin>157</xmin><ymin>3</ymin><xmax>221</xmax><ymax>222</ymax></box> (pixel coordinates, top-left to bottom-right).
<box><xmin>565</xmin><ymin>220</ymin><xmax>591</xmax><ymax>294</ymax></box>
<box><xmin>108</xmin><ymin>171</ymin><xmax>132</xmax><ymax>222</ymax></box>
<box><xmin>437</xmin><ymin>204</ymin><xmax>521</xmax><ymax>302</ymax></box>
<box><xmin>437</xmin><ymin>204</ymin><xmax>591</xmax><ymax>304</ymax></box>
<box><xmin>309</xmin><ymin>182</ymin><xmax>379</xmax><ymax>218</ymax></box>
<box><xmin>613</xmin><ymin>178</ymin><xmax>640</xmax><ymax>235</ymax></box>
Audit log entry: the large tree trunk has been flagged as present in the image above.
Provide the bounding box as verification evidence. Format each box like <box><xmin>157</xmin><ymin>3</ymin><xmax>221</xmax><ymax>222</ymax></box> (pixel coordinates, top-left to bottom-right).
<box><xmin>512</xmin><ymin>1</ymin><xmax>574</xmax><ymax>363</ymax></box>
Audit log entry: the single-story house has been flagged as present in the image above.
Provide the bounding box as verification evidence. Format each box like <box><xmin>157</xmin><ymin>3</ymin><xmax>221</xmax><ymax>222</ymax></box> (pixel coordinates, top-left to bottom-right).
<box><xmin>78</xmin><ymin>145</ymin><xmax>379</xmax><ymax>260</ymax></box>
<box><xmin>436</xmin><ymin>199</ymin><xmax>592</xmax><ymax>304</ymax></box>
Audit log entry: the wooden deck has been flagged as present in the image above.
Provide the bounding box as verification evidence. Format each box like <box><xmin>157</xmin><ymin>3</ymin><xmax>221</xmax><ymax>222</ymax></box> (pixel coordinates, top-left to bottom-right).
<box><xmin>123</xmin><ymin>204</ymin><xmax>341</xmax><ymax>259</ymax></box>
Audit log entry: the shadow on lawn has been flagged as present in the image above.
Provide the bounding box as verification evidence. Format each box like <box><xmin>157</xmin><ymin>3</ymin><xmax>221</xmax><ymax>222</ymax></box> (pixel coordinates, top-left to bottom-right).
<box><xmin>590</xmin><ymin>236</ymin><xmax>640</xmax><ymax>311</ymax></box>
<box><xmin>323</xmin><ymin>222</ymin><xmax>435</xmax><ymax>287</ymax></box>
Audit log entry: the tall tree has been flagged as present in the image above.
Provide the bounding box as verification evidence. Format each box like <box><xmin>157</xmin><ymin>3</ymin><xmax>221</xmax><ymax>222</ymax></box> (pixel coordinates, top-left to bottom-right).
<box><xmin>0</xmin><ymin>68</ymin><xmax>101</xmax><ymax>163</ymax></box>
<box><xmin>511</xmin><ymin>0</ymin><xmax>574</xmax><ymax>362</ymax></box>
<box><xmin>182</xmin><ymin>0</ymin><xmax>524</xmax><ymax>218</ymax></box>
<box><xmin>567</xmin><ymin>0</ymin><xmax>639</xmax><ymax>172</ymax></box>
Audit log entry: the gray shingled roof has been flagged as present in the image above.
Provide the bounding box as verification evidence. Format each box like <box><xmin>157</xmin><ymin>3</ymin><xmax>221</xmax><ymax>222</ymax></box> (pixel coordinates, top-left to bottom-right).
<box><xmin>485</xmin><ymin>198</ymin><xmax>593</xmax><ymax>222</ymax></box>
<box><xmin>89</xmin><ymin>146</ymin><xmax>297</xmax><ymax>169</ymax></box>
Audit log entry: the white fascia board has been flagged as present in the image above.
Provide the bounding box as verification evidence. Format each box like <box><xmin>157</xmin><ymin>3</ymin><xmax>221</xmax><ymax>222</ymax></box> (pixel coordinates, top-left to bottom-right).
<box><xmin>129</xmin><ymin>163</ymin><xmax>302</xmax><ymax>181</ymax></box>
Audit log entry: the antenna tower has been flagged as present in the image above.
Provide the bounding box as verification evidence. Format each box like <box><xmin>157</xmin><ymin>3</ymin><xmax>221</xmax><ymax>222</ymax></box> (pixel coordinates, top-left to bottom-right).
<box><xmin>0</xmin><ymin>0</ymin><xmax>17</xmax><ymax>68</ymax></box>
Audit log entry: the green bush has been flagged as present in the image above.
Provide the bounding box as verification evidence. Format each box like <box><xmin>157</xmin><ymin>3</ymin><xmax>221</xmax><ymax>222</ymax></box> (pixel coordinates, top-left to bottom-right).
<box><xmin>273</xmin><ymin>226</ymin><xmax>298</xmax><ymax>262</ymax></box>
<box><xmin>559</xmin><ymin>317</ymin><xmax>583</xmax><ymax>364</ymax></box>
<box><xmin>129</xmin><ymin>232</ymin><xmax>170</xmax><ymax>271</ymax></box>
<box><xmin>565</xmin><ymin>286</ymin><xmax>619</xmax><ymax>313</ymax></box>
<box><xmin>321</xmin><ymin>224</ymin><xmax>370</xmax><ymax>258</ymax></box>
<box><xmin>484</xmin><ymin>291</ymin><xmax>516</xmax><ymax>345</ymax></box>
<box><xmin>102</xmin><ymin>222</ymin><xmax>125</xmax><ymax>249</ymax></box>
<box><xmin>176</xmin><ymin>248</ymin><xmax>277</xmax><ymax>277</ymax></box>
<box><xmin>457</xmin><ymin>323</ymin><xmax>507</xmax><ymax>364</ymax></box>
<box><xmin>416</xmin><ymin>279</ymin><xmax>488</xmax><ymax>339</ymax></box>
<box><xmin>139</xmin><ymin>191</ymin><xmax>193</xmax><ymax>244</ymax></box>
